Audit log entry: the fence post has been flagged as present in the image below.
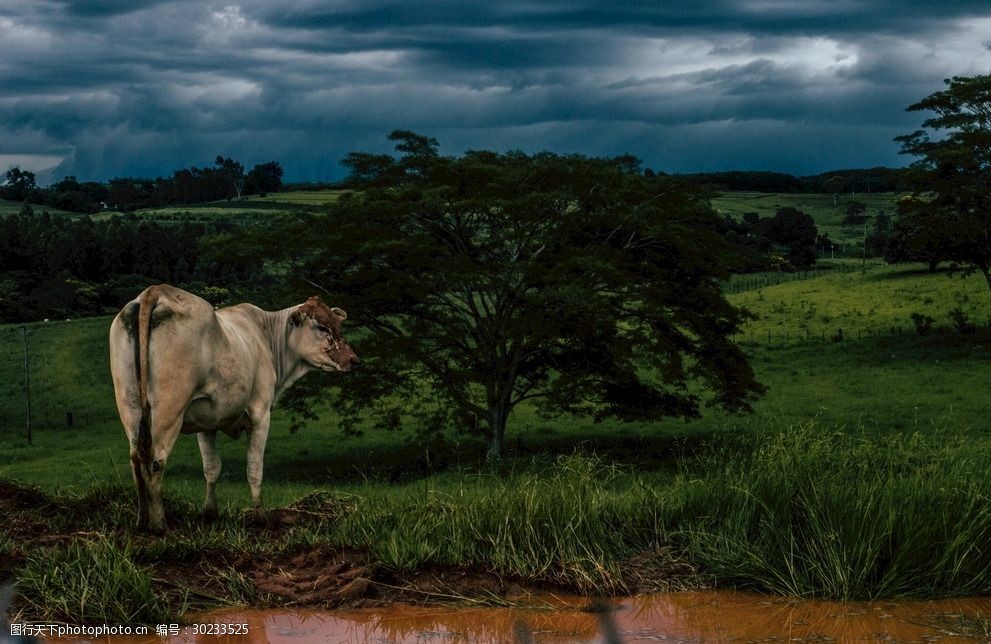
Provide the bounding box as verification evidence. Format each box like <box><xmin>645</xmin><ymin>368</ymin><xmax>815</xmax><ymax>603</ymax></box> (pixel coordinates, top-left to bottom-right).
<box><xmin>19</xmin><ymin>326</ymin><xmax>32</xmax><ymax>446</ymax></box>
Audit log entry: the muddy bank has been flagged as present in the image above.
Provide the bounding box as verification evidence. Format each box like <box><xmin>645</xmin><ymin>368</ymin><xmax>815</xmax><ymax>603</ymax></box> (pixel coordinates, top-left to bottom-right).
<box><xmin>0</xmin><ymin>479</ymin><xmax>695</xmax><ymax>622</ymax></box>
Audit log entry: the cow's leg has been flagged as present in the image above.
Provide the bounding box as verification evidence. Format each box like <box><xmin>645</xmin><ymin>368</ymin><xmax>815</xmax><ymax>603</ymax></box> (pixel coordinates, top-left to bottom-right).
<box><xmin>245</xmin><ymin>409</ymin><xmax>272</xmax><ymax>515</ymax></box>
<box><xmin>144</xmin><ymin>417</ymin><xmax>183</xmax><ymax>535</ymax></box>
<box><xmin>116</xmin><ymin>403</ymin><xmax>149</xmax><ymax>530</ymax></box>
<box><xmin>129</xmin><ymin>450</ymin><xmax>150</xmax><ymax>530</ymax></box>
<box><xmin>197</xmin><ymin>431</ymin><xmax>222</xmax><ymax>521</ymax></box>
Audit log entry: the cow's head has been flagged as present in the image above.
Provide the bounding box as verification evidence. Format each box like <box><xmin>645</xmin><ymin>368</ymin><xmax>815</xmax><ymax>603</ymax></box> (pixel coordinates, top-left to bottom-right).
<box><xmin>289</xmin><ymin>296</ymin><xmax>359</xmax><ymax>373</ymax></box>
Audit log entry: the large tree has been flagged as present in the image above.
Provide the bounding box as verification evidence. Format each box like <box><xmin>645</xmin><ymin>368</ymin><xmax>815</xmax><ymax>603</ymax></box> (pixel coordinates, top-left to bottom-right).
<box><xmin>215</xmin><ymin>156</ymin><xmax>246</xmax><ymax>200</ymax></box>
<box><xmin>286</xmin><ymin>133</ymin><xmax>763</xmax><ymax>461</ymax></box>
<box><xmin>895</xmin><ymin>74</ymin><xmax>991</xmax><ymax>295</ymax></box>
<box><xmin>245</xmin><ymin>161</ymin><xmax>284</xmax><ymax>195</ymax></box>
<box><xmin>3</xmin><ymin>167</ymin><xmax>38</xmax><ymax>201</ymax></box>
<box><xmin>754</xmin><ymin>207</ymin><xmax>818</xmax><ymax>269</ymax></box>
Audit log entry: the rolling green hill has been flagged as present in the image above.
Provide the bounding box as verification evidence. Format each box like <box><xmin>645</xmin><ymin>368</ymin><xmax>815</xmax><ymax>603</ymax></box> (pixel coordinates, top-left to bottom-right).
<box><xmin>711</xmin><ymin>191</ymin><xmax>904</xmax><ymax>251</ymax></box>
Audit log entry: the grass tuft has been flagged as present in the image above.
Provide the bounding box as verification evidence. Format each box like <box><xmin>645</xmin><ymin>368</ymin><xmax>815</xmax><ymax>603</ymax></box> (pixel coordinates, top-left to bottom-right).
<box><xmin>17</xmin><ymin>538</ymin><xmax>175</xmax><ymax>624</ymax></box>
<box><xmin>671</xmin><ymin>422</ymin><xmax>991</xmax><ymax>599</ymax></box>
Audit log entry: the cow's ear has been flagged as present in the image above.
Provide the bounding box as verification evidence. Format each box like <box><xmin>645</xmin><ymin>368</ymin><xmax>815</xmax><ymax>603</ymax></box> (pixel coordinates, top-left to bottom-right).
<box><xmin>331</xmin><ymin>307</ymin><xmax>347</xmax><ymax>321</ymax></box>
<box><xmin>289</xmin><ymin>310</ymin><xmax>305</xmax><ymax>327</ymax></box>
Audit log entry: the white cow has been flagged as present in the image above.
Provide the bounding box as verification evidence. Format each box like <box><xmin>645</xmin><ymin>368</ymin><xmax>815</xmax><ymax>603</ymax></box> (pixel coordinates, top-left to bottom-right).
<box><xmin>109</xmin><ymin>284</ymin><xmax>358</xmax><ymax>534</ymax></box>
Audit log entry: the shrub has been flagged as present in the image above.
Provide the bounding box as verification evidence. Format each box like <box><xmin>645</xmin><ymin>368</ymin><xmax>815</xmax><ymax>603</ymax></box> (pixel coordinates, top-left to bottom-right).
<box><xmin>911</xmin><ymin>312</ymin><xmax>934</xmax><ymax>335</ymax></box>
<box><xmin>950</xmin><ymin>308</ymin><xmax>977</xmax><ymax>334</ymax></box>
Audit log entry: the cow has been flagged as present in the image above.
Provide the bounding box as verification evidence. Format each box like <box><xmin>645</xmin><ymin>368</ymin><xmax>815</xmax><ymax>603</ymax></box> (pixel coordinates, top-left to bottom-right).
<box><xmin>109</xmin><ymin>284</ymin><xmax>358</xmax><ymax>534</ymax></box>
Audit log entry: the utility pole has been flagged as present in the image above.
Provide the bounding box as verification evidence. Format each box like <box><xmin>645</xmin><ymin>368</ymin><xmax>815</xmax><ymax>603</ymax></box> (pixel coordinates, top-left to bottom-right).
<box><xmin>19</xmin><ymin>326</ymin><xmax>32</xmax><ymax>445</ymax></box>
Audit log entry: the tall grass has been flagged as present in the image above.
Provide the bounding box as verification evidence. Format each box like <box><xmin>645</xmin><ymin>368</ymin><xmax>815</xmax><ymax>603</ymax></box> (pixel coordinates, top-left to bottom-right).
<box><xmin>333</xmin><ymin>456</ymin><xmax>666</xmax><ymax>592</ymax></box>
<box><xmin>9</xmin><ymin>422</ymin><xmax>991</xmax><ymax>622</ymax></box>
<box><xmin>17</xmin><ymin>538</ymin><xmax>175</xmax><ymax>624</ymax></box>
<box><xmin>327</xmin><ymin>424</ymin><xmax>991</xmax><ymax>599</ymax></box>
<box><xmin>671</xmin><ymin>422</ymin><xmax>991</xmax><ymax>599</ymax></box>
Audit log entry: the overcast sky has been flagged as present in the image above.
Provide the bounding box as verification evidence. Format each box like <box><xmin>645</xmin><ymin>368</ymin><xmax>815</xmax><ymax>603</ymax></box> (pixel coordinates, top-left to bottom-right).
<box><xmin>2</xmin><ymin>1</ymin><xmax>990</xmax><ymax>184</ymax></box>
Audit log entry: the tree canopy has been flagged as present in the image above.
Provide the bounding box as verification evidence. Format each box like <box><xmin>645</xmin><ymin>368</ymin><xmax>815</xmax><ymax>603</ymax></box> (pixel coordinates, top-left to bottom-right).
<box><xmin>895</xmin><ymin>74</ymin><xmax>991</xmax><ymax>292</ymax></box>
<box><xmin>281</xmin><ymin>132</ymin><xmax>764</xmax><ymax>461</ymax></box>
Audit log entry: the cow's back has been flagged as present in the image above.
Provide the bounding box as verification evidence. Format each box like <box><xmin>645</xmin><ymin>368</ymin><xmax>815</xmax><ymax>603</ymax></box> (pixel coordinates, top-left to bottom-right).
<box><xmin>109</xmin><ymin>284</ymin><xmax>221</xmax><ymax>416</ymax></box>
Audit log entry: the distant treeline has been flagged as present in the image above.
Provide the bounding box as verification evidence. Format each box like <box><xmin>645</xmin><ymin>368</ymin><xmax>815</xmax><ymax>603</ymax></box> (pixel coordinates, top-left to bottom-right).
<box><xmin>1</xmin><ymin>157</ymin><xmax>284</xmax><ymax>213</ymax></box>
<box><xmin>0</xmin><ymin>205</ymin><xmax>272</xmax><ymax>321</ymax></box>
<box><xmin>674</xmin><ymin>167</ymin><xmax>910</xmax><ymax>194</ymax></box>
<box><xmin>3</xmin><ymin>162</ymin><xmax>910</xmax><ymax>216</ymax></box>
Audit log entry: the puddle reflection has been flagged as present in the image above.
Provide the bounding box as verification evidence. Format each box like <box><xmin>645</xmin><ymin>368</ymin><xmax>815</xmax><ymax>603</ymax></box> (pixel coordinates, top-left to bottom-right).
<box><xmin>47</xmin><ymin>590</ymin><xmax>991</xmax><ymax>643</ymax></box>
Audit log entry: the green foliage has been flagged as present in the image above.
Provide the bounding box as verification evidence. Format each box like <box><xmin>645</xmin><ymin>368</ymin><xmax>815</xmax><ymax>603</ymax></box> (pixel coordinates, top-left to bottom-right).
<box><xmin>711</xmin><ymin>191</ymin><xmax>906</xmax><ymax>257</ymax></box>
<box><xmin>2</xmin><ymin>168</ymin><xmax>38</xmax><ymax>202</ymax></box>
<box><xmin>754</xmin><ymin>206</ymin><xmax>818</xmax><ymax>268</ymax></box>
<box><xmin>949</xmin><ymin>307</ymin><xmax>977</xmax><ymax>334</ymax></box>
<box><xmin>910</xmin><ymin>312</ymin><xmax>934</xmax><ymax>335</ymax></box>
<box><xmin>896</xmin><ymin>74</ymin><xmax>991</xmax><ymax>288</ymax></box>
<box><xmin>286</xmin><ymin>133</ymin><xmax>763</xmax><ymax>460</ymax></box>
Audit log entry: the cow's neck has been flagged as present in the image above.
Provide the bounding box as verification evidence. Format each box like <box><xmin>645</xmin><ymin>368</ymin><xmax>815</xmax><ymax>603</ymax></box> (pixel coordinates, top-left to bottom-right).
<box><xmin>264</xmin><ymin>307</ymin><xmax>313</xmax><ymax>398</ymax></box>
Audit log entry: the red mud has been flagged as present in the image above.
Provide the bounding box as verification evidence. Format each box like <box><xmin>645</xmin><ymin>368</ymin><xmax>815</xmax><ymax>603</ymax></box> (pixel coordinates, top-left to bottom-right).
<box><xmin>40</xmin><ymin>591</ymin><xmax>991</xmax><ymax>643</ymax></box>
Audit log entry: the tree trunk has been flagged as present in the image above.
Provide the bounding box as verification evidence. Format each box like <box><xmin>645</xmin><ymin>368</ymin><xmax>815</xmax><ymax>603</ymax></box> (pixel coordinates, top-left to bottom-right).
<box><xmin>929</xmin><ymin>260</ymin><xmax>937</xmax><ymax>273</ymax></box>
<box><xmin>981</xmin><ymin>265</ymin><xmax>991</xmax><ymax>303</ymax></box>
<box><xmin>485</xmin><ymin>404</ymin><xmax>508</xmax><ymax>464</ymax></box>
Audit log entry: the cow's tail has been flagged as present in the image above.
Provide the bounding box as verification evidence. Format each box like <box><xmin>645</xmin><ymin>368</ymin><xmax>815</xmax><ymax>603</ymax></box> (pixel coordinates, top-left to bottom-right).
<box><xmin>135</xmin><ymin>287</ymin><xmax>160</xmax><ymax>466</ymax></box>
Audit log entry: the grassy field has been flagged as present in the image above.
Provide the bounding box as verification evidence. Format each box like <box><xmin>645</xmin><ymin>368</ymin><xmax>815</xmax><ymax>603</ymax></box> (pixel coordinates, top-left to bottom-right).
<box><xmin>710</xmin><ymin>191</ymin><xmax>905</xmax><ymax>252</ymax></box>
<box><xmin>4</xmin><ymin>261</ymin><xmax>991</xmax><ymax>620</ymax></box>
<box><xmin>128</xmin><ymin>189</ymin><xmax>349</xmax><ymax>221</ymax></box>
<box><xmin>0</xmin><ymin>199</ymin><xmax>78</xmax><ymax>218</ymax></box>
<box><xmin>246</xmin><ymin>188</ymin><xmax>349</xmax><ymax>207</ymax></box>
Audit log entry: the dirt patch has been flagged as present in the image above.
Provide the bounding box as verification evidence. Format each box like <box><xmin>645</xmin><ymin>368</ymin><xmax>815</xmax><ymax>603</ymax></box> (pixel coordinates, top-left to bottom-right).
<box><xmin>235</xmin><ymin>548</ymin><xmax>374</xmax><ymax>607</ymax></box>
<box><xmin>227</xmin><ymin>547</ymin><xmax>524</xmax><ymax>609</ymax></box>
<box><xmin>0</xmin><ymin>478</ymin><xmax>700</xmax><ymax>615</ymax></box>
<box><xmin>0</xmin><ymin>480</ymin><xmax>52</xmax><ymax>512</ymax></box>
<box><xmin>227</xmin><ymin>545</ymin><xmax>698</xmax><ymax>610</ymax></box>
<box><xmin>0</xmin><ymin>479</ymin><xmax>65</xmax><ymax>547</ymax></box>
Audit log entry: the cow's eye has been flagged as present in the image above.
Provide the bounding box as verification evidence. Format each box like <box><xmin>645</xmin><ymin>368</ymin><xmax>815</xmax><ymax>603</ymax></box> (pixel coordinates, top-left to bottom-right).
<box><xmin>316</xmin><ymin>325</ymin><xmax>330</xmax><ymax>334</ymax></box>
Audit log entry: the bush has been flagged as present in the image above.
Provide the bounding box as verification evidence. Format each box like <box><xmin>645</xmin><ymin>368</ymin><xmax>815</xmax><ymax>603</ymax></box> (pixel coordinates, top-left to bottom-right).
<box><xmin>949</xmin><ymin>308</ymin><xmax>977</xmax><ymax>334</ymax></box>
<box><xmin>911</xmin><ymin>312</ymin><xmax>934</xmax><ymax>335</ymax></box>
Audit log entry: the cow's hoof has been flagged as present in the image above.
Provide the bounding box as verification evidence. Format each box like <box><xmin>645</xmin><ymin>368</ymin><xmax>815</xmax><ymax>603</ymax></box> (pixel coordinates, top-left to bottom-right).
<box><xmin>147</xmin><ymin>522</ymin><xmax>168</xmax><ymax>536</ymax></box>
<box><xmin>243</xmin><ymin>508</ymin><xmax>269</xmax><ymax>527</ymax></box>
<box><xmin>201</xmin><ymin>506</ymin><xmax>219</xmax><ymax>523</ymax></box>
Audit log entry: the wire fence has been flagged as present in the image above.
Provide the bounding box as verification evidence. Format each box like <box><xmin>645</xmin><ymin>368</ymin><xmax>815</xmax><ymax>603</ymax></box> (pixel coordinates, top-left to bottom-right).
<box><xmin>737</xmin><ymin>322</ymin><xmax>984</xmax><ymax>348</ymax></box>
<box><xmin>0</xmin><ymin>408</ymin><xmax>118</xmax><ymax>432</ymax></box>
<box><xmin>722</xmin><ymin>263</ymin><xmax>877</xmax><ymax>295</ymax></box>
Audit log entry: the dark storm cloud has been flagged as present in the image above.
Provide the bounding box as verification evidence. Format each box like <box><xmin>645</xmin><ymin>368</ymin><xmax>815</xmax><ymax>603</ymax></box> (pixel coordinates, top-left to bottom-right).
<box><xmin>1</xmin><ymin>0</ymin><xmax>990</xmax><ymax>183</ymax></box>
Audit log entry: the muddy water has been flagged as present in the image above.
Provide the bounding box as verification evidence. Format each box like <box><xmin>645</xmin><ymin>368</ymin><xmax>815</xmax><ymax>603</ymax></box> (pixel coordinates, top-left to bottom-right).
<box><xmin>53</xmin><ymin>591</ymin><xmax>991</xmax><ymax>642</ymax></box>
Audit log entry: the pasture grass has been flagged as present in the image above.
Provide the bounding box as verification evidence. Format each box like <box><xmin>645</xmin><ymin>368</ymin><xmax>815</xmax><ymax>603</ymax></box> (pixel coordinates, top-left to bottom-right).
<box><xmin>126</xmin><ymin>189</ymin><xmax>348</xmax><ymax>221</ymax></box>
<box><xmin>246</xmin><ymin>189</ymin><xmax>348</xmax><ymax>206</ymax></box>
<box><xmin>7</xmin><ymin>423</ymin><xmax>991</xmax><ymax>624</ymax></box>
<box><xmin>17</xmin><ymin>538</ymin><xmax>175</xmax><ymax>624</ymax></box>
<box><xmin>734</xmin><ymin>262</ymin><xmax>991</xmax><ymax>341</ymax></box>
<box><xmin>672</xmin><ymin>423</ymin><xmax>991</xmax><ymax>599</ymax></box>
<box><xmin>710</xmin><ymin>191</ymin><xmax>905</xmax><ymax>251</ymax></box>
<box><xmin>0</xmin><ymin>199</ymin><xmax>77</xmax><ymax>218</ymax></box>
<box><xmin>4</xmin><ymin>261</ymin><xmax>991</xmax><ymax>618</ymax></box>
